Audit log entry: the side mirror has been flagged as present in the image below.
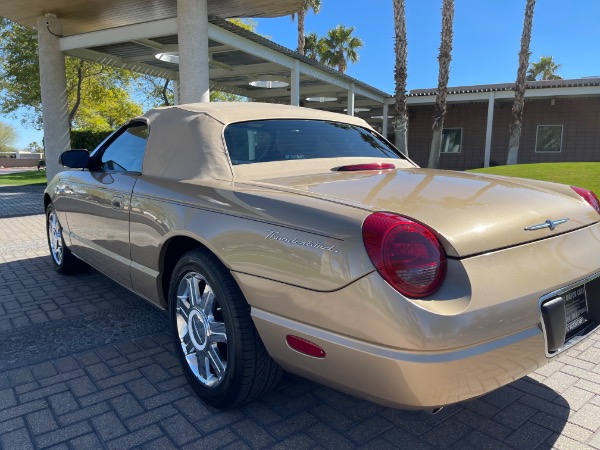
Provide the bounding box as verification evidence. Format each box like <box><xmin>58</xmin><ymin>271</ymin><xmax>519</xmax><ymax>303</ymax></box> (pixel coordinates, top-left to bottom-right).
<box><xmin>59</xmin><ymin>149</ymin><xmax>89</xmax><ymax>169</ymax></box>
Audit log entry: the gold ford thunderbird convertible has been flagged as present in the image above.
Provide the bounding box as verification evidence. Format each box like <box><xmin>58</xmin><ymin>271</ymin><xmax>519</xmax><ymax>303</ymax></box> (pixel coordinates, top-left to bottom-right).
<box><xmin>45</xmin><ymin>103</ymin><xmax>600</xmax><ymax>410</ymax></box>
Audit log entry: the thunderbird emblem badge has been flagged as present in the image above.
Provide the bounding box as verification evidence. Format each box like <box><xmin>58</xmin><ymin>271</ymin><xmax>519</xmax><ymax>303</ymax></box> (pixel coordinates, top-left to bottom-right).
<box><xmin>524</xmin><ymin>218</ymin><xmax>569</xmax><ymax>231</ymax></box>
<box><xmin>265</xmin><ymin>230</ymin><xmax>338</xmax><ymax>253</ymax></box>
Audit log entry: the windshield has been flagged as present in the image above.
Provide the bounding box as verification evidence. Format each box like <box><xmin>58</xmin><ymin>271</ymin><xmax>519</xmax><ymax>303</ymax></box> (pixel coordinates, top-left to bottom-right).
<box><xmin>224</xmin><ymin>119</ymin><xmax>403</xmax><ymax>165</ymax></box>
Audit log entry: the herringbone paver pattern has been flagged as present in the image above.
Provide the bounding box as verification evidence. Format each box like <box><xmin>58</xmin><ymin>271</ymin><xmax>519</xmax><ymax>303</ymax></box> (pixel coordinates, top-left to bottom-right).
<box><xmin>1</xmin><ymin>184</ymin><xmax>599</xmax><ymax>449</ymax></box>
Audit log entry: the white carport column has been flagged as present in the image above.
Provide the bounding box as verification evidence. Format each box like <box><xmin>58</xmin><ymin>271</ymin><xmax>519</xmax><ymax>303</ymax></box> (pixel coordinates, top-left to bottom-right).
<box><xmin>347</xmin><ymin>83</ymin><xmax>355</xmax><ymax>116</ymax></box>
<box><xmin>173</xmin><ymin>79</ymin><xmax>179</xmax><ymax>105</ymax></box>
<box><xmin>290</xmin><ymin>60</ymin><xmax>300</xmax><ymax>106</ymax></box>
<box><xmin>177</xmin><ymin>0</ymin><xmax>210</xmax><ymax>103</ymax></box>
<box><xmin>484</xmin><ymin>92</ymin><xmax>495</xmax><ymax>168</ymax></box>
<box><xmin>37</xmin><ymin>14</ymin><xmax>71</xmax><ymax>182</ymax></box>
<box><xmin>382</xmin><ymin>102</ymin><xmax>389</xmax><ymax>138</ymax></box>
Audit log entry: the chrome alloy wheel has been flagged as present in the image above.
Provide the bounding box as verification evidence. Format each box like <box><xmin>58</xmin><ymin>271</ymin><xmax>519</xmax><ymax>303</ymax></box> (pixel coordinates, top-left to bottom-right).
<box><xmin>176</xmin><ymin>272</ymin><xmax>228</xmax><ymax>388</ymax></box>
<box><xmin>48</xmin><ymin>209</ymin><xmax>64</xmax><ymax>265</ymax></box>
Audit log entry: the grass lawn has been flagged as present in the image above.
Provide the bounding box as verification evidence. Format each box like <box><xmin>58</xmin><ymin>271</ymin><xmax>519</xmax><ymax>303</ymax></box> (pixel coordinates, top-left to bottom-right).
<box><xmin>469</xmin><ymin>162</ymin><xmax>600</xmax><ymax>195</ymax></box>
<box><xmin>0</xmin><ymin>170</ymin><xmax>48</xmax><ymax>186</ymax></box>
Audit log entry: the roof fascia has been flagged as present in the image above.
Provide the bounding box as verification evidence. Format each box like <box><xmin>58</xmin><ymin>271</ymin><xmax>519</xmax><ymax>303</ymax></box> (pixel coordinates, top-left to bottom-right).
<box><xmin>407</xmin><ymin>85</ymin><xmax>600</xmax><ymax>105</ymax></box>
<box><xmin>60</xmin><ymin>19</ymin><xmax>178</xmax><ymax>51</ymax></box>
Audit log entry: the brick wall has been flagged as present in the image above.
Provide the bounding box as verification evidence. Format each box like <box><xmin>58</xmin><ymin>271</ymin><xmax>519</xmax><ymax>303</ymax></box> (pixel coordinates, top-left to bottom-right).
<box><xmin>501</xmin><ymin>97</ymin><xmax>600</xmax><ymax>165</ymax></box>
<box><xmin>407</xmin><ymin>96</ymin><xmax>600</xmax><ymax>170</ymax></box>
<box><xmin>0</xmin><ymin>158</ymin><xmax>41</xmax><ymax>168</ymax></box>
<box><xmin>407</xmin><ymin>103</ymin><xmax>489</xmax><ymax>170</ymax></box>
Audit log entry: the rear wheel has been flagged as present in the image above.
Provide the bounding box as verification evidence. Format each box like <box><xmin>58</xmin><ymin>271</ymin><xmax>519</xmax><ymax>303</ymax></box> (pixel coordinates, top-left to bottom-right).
<box><xmin>46</xmin><ymin>204</ymin><xmax>86</xmax><ymax>274</ymax></box>
<box><xmin>168</xmin><ymin>249</ymin><xmax>282</xmax><ymax>408</ymax></box>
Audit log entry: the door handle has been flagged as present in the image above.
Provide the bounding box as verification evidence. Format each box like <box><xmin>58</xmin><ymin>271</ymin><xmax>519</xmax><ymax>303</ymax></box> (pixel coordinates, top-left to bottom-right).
<box><xmin>111</xmin><ymin>195</ymin><xmax>124</xmax><ymax>209</ymax></box>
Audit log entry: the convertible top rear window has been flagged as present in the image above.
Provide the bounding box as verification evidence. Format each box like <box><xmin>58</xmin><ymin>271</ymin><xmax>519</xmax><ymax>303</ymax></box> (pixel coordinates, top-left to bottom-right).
<box><xmin>224</xmin><ymin>119</ymin><xmax>403</xmax><ymax>165</ymax></box>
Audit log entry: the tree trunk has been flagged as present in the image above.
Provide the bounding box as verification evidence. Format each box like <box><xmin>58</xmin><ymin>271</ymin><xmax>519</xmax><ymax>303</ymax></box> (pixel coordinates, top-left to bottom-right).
<box><xmin>162</xmin><ymin>78</ymin><xmax>171</xmax><ymax>106</ymax></box>
<box><xmin>68</xmin><ymin>60</ymin><xmax>85</xmax><ymax>128</ymax></box>
<box><xmin>394</xmin><ymin>116</ymin><xmax>408</xmax><ymax>155</ymax></box>
<box><xmin>393</xmin><ymin>0</ymin><xmax>408</xmax><ymax>155</ymax></box>
<box><xmin>297</xmin><ymin>10</ymin><xmax>306</xmax><ymax>55</ymax></box>
<box><xmin>427</xmin><ymin>0</ymin><xmax>454</xmax><ymax>169</ymax></box>
<box><xmin>506</xmin><ymin>0</ymin><xmax>536</xmax><ymax>165</ymax></box>
<box><xmin>428</xmin><ymin>121</ymin><xmax>443</xmax><ymax>169</ymax></box>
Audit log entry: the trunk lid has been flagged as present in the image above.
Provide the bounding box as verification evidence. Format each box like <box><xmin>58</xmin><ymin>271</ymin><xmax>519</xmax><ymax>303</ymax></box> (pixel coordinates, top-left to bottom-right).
<box><xmin>248</xmin><ymin>168</ymin><xmax>599</xmax><ymax>257</ymax></box>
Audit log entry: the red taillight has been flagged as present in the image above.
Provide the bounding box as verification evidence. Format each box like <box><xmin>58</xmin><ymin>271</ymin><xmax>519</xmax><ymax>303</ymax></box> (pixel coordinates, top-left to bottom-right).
<box><xmin>362</xmin><ymin>212</ymin><xmax>447</xmax><ymax>298</ymax></box>
<box><xmin>571</xmin><ymin>186</ymin><xmax>600</xmax><ymax>215</ymax></box>
<box><xmin>337</xmin><ymin>163</ymin><xmax>396</xmax><ymax>171</ymax></box>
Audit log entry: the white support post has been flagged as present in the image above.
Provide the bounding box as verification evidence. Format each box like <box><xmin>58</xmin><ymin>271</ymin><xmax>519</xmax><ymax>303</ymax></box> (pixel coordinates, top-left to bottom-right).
<box><xmin>382</xmin><ymin>102</ymin><xmax>389</xmax><ymax>138</ymax></box>
<box><xmin>177</xmin><ymin>0</ymin><xmax>210</xmax><ymax>103</ymax></box>
<box><xmin>173</xmin><ymin>79</ymin><xmax>179</xmax><ymax>105</ymax></box>
<box><xmin>37</xmin><ymin>14</ymin><xmax>71</xmax><ymax>182</ymax></box>
<box><xmin>290</xmin><ymin>60</ymin><xmax>300</xmax><ymax>106</ymax></box>
<box><xmin>484</xmin><ymin>92</ymin><xmax>495</xmax><ymax>168</ymax></box>
<box><xmin>347</xmin><ymin>83</ymin><xmax>355</xmax><ymax>115</ymax></box>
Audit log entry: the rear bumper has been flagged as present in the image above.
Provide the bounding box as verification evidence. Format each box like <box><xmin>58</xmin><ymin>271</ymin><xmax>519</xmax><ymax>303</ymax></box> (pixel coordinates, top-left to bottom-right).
<box><xmin>251</xmin><ymin>269</ymin><xmax>600</xmax><ymax>409</ymax></box>
<box><xmin>252</xmin><ymin>308</ymin><xmax>549</xmax><ymax>409</ymax></box>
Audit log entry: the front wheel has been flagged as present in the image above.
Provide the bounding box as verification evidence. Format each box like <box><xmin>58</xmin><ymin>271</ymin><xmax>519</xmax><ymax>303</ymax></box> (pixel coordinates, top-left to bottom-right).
<box><xmin>46</xmin><ymin>204</ymin><xmax>86</xmax><ymax>274</ymax></box>
<box><xmin>169</xmin><ymin>249</ymin><xmax>282</xmax><ymax>408</ymax></box>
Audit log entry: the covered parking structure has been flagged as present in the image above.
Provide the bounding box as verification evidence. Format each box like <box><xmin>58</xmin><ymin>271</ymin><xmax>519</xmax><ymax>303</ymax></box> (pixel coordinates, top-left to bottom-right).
<box><xmin>0</xmin><ymin>0</ymin><xmax>392</xmax><ymax>180</ymax></box>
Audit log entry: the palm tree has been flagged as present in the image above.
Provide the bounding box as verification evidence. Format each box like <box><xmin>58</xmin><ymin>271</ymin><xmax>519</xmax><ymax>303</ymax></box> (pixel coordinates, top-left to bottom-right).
<box><xmin>506</xmin><ymin>0</ymin><xmax>536</xmax><ymax>165</ymax></box>
<box><xmin>291</xmin><ymin>0</ymin><xmax>321</xmax><ymax>56</ymax></box>
<box><xmin>320</xmin><ymin>25</ymin><xmax>363</xmax><ymax>74</ymax></box>
<box><xmin>304</xmin><ymin>32</ymin><xmax>323</xmax><ymax>60</ymax></box>
<box><xmin>427</xmin><ymin>0</ymin><xmax>454</xmax><ymax>169</ymax></box>
<box><xmin>527</xmin><ymin>55</ymin><xmax>562</xmax><ymax>81</ymax></box>
<box><xmin>393</xmin><ymin>0</ymin><xmax>408</xmax><ymax>154</ymax></box>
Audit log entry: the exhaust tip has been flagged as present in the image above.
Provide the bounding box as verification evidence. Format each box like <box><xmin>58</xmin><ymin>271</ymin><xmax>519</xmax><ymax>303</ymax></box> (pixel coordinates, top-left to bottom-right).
<box><xmin>428</xmin><ymin>407</ymin><xmax>444</xmax><ymax>415</ymax></box>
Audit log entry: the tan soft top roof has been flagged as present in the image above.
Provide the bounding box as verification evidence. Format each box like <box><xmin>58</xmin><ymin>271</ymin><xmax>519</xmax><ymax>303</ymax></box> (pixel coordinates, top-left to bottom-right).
<box><xmin>141</xmin><ymin>102</ymin><xmax>373</xmax><ymax>182</ymax></box>
<box><xmin>144</xmin><ymin>102</ymin><xmax>370</xmax><ymax>127</ymax></box>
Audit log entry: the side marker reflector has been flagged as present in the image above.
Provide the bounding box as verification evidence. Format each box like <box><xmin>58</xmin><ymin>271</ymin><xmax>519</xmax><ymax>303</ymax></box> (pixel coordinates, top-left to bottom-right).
<box><xmin>285</xmin><ymin>335</ymin><xmax>326</xmax><ymax>358</ymax></box>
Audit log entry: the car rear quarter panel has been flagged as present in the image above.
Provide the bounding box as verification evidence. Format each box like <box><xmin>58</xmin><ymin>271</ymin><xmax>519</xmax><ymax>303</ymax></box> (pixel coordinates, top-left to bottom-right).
<box><xmin>129</xmin><ymin>176</ymin><xmax>373</xmax><ymax>306</ymax></box>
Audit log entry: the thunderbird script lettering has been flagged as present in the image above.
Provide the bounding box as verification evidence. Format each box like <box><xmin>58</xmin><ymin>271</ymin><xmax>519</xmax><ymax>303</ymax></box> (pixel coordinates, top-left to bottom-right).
<box><xmin>265</xmin><ymin>230</ymin><xmax>338</xmax><ymax>253</ymax></box>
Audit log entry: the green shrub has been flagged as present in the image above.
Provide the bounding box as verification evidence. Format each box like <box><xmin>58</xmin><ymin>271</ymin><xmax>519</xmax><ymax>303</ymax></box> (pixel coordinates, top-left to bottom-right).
<box><xmin>70</xmin><ymin>130</ymin><xmax>113</xmax><ymax>152</ymax></box>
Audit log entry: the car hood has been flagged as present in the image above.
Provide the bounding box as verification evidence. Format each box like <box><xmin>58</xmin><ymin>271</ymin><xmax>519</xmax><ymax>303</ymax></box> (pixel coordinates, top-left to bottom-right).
<box><xmin>246</xmin><ymin>168</ymin><xmax>600</xmax><ymax>257</ymax></box>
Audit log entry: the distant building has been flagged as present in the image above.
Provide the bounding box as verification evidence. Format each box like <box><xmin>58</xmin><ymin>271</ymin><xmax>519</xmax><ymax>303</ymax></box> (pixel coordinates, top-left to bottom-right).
<box><xmin>401</xmin><ymin>78</ymin><xmax>600</xmax><ymax>170</ymax></box>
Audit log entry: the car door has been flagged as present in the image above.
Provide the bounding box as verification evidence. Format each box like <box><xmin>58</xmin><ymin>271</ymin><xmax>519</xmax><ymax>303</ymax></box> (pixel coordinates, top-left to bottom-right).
<box><xmin>63</xmin><ymin>120</ymin><xmax>148</xmax><ymax>288</ymax></box>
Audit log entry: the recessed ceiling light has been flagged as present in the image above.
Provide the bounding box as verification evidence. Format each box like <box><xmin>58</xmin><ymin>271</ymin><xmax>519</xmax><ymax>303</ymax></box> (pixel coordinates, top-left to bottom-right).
<box><xmin>153</xmin><ymin>45</ymin><xmax>179</xmax><ymax>64</ymax></box>
<box><xmin>249</xmin><ymin>80</ymin><xmax>289</xmax><ymax>88</ymax></box>
<box><xmin>344</xmin><ymin>107</ymin><xmax>371</xmax><ymax>112</ymax></box>
<box><xmin>154</xmin><ymin>52</ymin><xmax>180</xmax><ymax>64</ymax></box>
<box><xmin>305</xmin><ymin>96</ymin><xmax>337</xmax><ymax>102</ymax></box>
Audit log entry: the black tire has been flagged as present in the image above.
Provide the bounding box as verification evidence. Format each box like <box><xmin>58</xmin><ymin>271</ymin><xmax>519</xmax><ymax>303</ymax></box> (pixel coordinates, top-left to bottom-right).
<box><xmin>46</xmin><ymin>204</ymin><xmax>87</xmax><ymax>274</ymax></box>
<box><xmin>168</xmin><ymin>249</ymin><xmax>282</xmax><ymax>408</ymax></box>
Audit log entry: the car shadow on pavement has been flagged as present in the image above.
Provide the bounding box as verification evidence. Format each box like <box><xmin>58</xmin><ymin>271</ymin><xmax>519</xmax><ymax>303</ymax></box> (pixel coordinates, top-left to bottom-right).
<box><xmin>260</xmin><ymin>373</ymin><xmax>570</xmax><ymax>448</ymax></box>
<box><xmin>0</xmin><ymin>255</ymin><xmax>572</xmax><ymax>448</ymax></box>
<box><xmin>0</xmin><ymin>184</ymin><xmax>46</xmax><ymax>219</ymax></box>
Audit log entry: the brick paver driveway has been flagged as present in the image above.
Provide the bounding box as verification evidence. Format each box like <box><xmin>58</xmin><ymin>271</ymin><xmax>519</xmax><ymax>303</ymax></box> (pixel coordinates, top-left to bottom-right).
<box><xmin>1</xmin><ymin>184</ymin><xmax>600</xmax><ymax>449</ymax></box>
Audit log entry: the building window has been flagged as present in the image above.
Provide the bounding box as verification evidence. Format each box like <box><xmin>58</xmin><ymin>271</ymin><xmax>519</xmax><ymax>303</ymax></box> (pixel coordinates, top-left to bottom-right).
<box><xmin>440</xmin><ymin>128</ymin><xmax>462</xmax><ymax>153</ymax></box>
<box><xmin>535</xmin><ymin>125</ymin><xmax>563</xmax><ymax>153</ymax></box>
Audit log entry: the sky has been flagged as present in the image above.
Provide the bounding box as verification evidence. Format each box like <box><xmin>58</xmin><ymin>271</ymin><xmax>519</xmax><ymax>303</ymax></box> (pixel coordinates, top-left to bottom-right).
<box><xmin>5</xmin><ymin>0</ymin><xmax>600</xmax><ymax>149</ymax></box>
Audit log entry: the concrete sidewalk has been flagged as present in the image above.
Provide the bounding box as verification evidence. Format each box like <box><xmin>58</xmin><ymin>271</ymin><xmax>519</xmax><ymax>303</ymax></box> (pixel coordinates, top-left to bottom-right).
<box><xmin>1</xmin><ymin>184</ymin><xmax>599</xmax><ymax>449</ymax></box>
